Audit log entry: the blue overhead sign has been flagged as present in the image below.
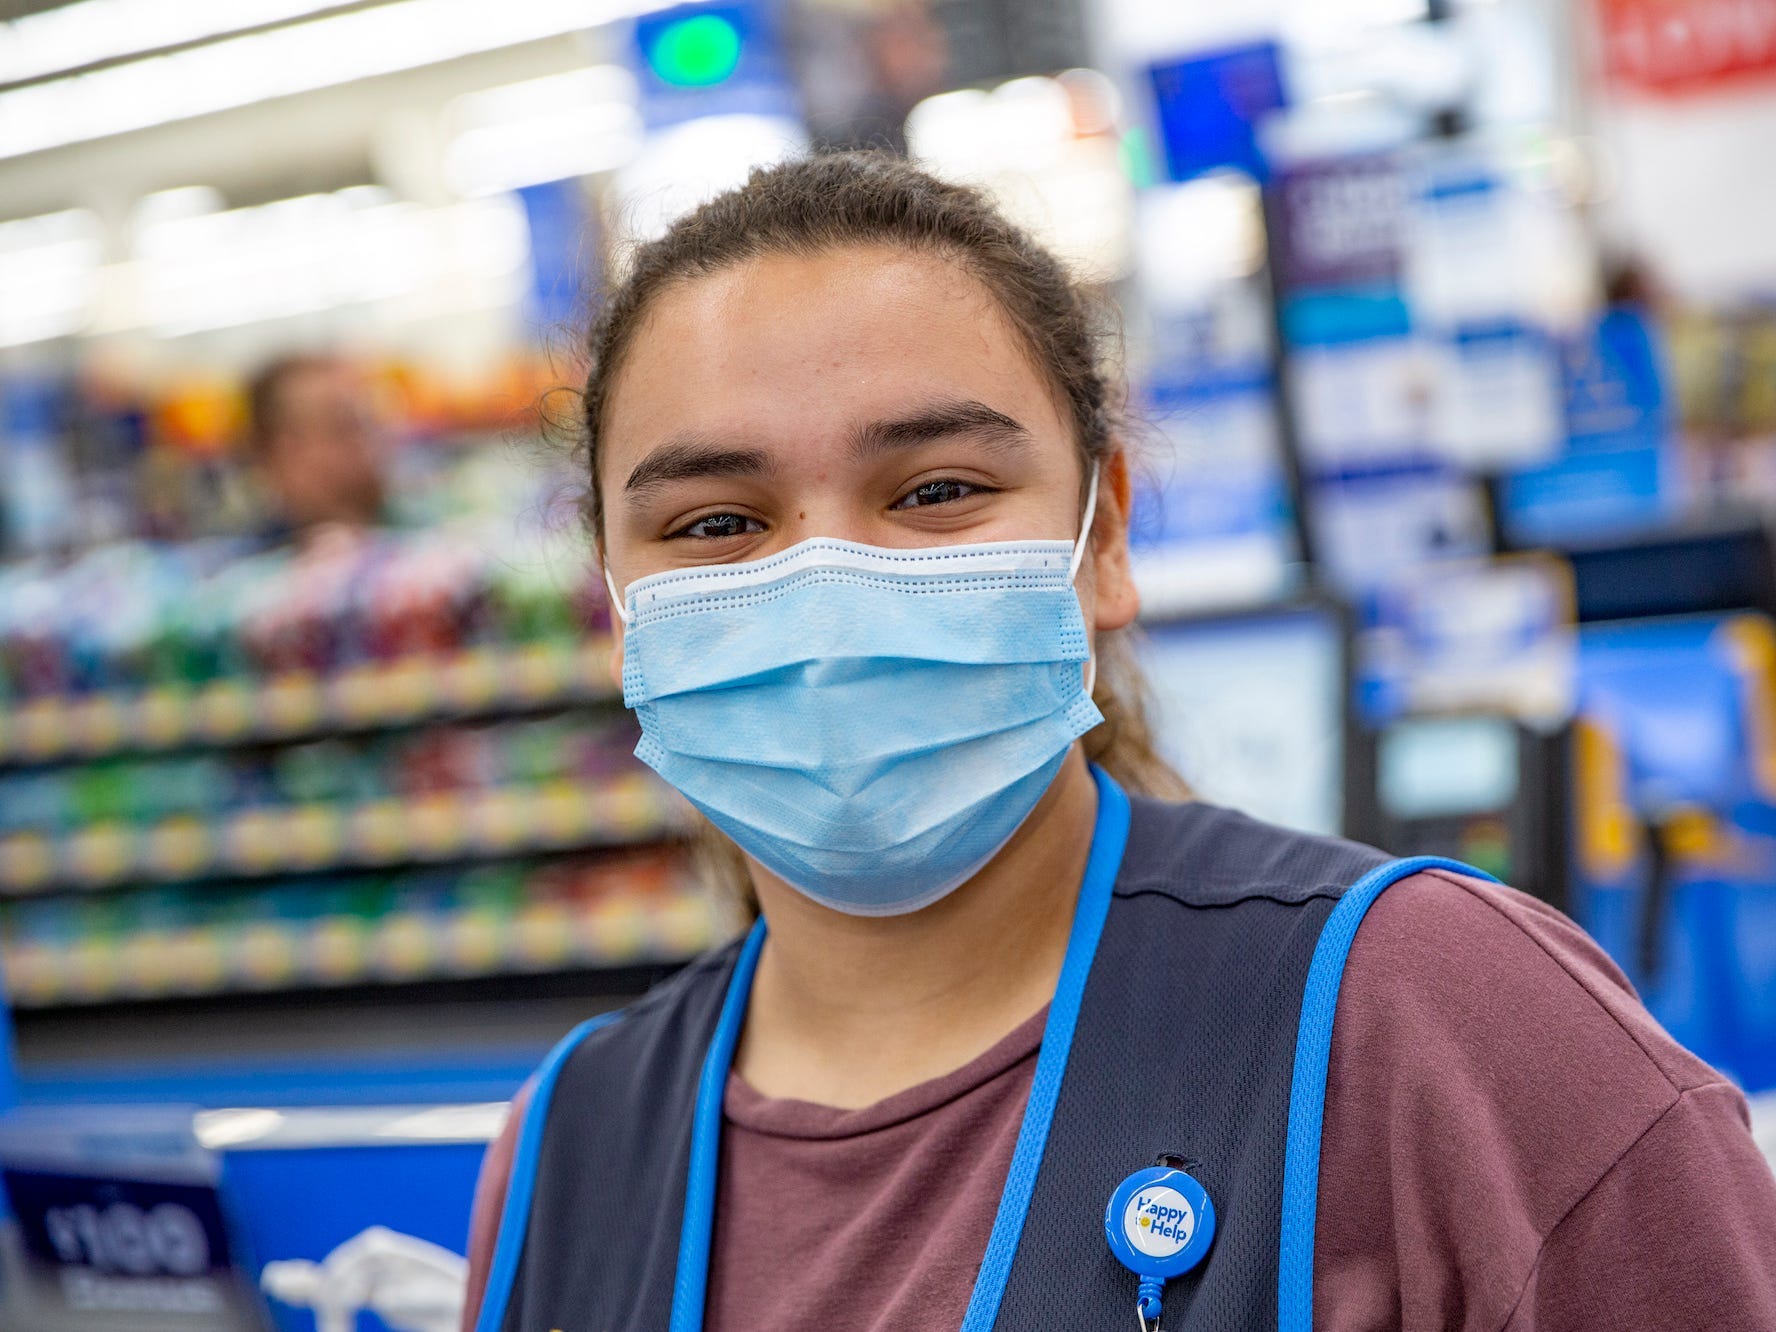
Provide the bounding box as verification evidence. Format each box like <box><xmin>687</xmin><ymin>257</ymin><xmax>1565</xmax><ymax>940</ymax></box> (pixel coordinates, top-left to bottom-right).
<box><xmin>1502</xmin><ymin>306</ymin><xmax>1672</xmax><ymax>544</ymax></box>
<box><xmin>1147</xmin><ymin>41</ymin><xmax>1286</xmax><ymax>183</ymax></box>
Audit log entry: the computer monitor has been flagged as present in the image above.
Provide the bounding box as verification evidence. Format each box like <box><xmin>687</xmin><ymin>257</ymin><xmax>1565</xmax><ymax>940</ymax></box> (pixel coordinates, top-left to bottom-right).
<box><xmin>1566</xmin><ymin>522</ymin><xmax>1776</xmax><ymax>624</ymax></box>
<box><xmin>1135</xmin><ymin>602</ymin><xmax>1349</xmax><ymax>837</ymax></box>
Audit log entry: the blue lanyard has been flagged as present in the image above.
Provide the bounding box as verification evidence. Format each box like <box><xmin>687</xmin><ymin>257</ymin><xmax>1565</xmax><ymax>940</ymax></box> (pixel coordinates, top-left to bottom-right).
<box><xmin>667</xmin><ymin>766</ymin><xmax>1133</xmax><ymax>1332</ymax></box>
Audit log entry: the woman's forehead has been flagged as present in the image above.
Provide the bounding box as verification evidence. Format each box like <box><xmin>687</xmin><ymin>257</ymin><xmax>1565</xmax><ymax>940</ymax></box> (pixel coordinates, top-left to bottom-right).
<box><xmin>601</xmin><ymin>246</ymin><xmax>1072</xmax><ymax>470</ymax></box>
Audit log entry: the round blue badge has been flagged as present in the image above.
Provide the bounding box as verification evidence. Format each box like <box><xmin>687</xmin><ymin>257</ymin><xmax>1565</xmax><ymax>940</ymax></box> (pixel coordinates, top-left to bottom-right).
<box><xmin>1104</xmin><ymin>1164</ymin><xmax>1216</xmax><ymax>1282</ymax></box>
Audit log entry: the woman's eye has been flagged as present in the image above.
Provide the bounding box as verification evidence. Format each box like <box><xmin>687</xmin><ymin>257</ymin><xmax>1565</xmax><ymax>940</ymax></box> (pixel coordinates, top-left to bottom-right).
<box><xmin>894</xmin><ymin>479</ymin><xmax>981</xmax><ymax>510</ymax></box>
<box><xmin>673</xmin><ymin>513</ymin><xmax>764</xmax><ymax>540</ymax></box>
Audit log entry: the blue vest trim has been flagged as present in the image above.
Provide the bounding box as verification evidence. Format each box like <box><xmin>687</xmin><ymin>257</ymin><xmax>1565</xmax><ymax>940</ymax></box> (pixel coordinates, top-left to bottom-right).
<box><xmin>1276</xmin><ymin>855</ymin><xmax>1496</xmax><ymax>1332</ymax></box>
<box><xmin>959</xmin><ymin>765</ymin><xmax>1131</xmax><ymax>1332</ymax></box>
<box><xmin>475</xmin><ymin>1010</ymin><xmax>626</xmax><ymax>1332</ymax></box>
<box><xmin>669</xmin><ymin>920</ymin><xmax>768</xmax><ymax>1332</ymax></box>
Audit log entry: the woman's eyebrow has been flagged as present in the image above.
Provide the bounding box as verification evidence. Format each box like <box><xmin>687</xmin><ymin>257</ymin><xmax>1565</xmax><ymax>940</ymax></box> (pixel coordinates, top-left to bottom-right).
<box><xmin>624</xmin><ymin>438</ymin><xmax>772</xmax><ymax>496</ymax></box>
<box><xmin>849</xmin><ymin>399</ymin><xmax>1032</xmax><ymax>458</ymax></box>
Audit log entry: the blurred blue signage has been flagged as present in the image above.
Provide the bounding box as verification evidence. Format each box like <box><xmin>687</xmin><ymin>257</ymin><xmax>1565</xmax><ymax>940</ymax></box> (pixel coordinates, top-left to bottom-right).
<box><xmin>1128</xmin><ymin>369</ymin><xmax>1297</xmax><ymax>614</ymax></box>
<box><xmin>1501</xmin><ymin>305</ymin><xmax>1672</xmax><ymax>545</ymax></box>
<box><xmin>1270</xmin><ymin>151</ymin><xmax>1405</xmax><ymax>289</ymax></box>
<box><xmin>1268</xmin><ymin>145</ymin><xmax>1492</xmax><ymax>592</ymax></box>
<box><xmin>0</xmin><ymin>1109</ymin><xmax>256</xmax><ymax>1329</ymax></box>
<box><xmin>6</xmin><ymin>1169</ymin><xmax>242</xmax><ymax>1318</ymax></box>
<box><xmin>517</xmin><ymin>179</ymin><xmax>595</xmax><ymax>337</ymax></box>
<box><xmin>1574</xmin><ymin>612</ymin><xmax>1776</xmax><ymax>1092</ymax></box>
<box><xmin>630</xmin><ymin>1</ymin><xmax>798</xmax><ymax>131</ymax></box>
<box><xmin>1354</xmin><ymin>555</ymin><xmax>1573</xmax><ymax>726</ymax></box>
<box><xmin>0</xmin><ymin>375</ymin><xmax>78</xmax><ymax>554</ymax></box>
<box><xmin>1147</xmin><ymin>41</ymin><xmax>1286</xmax><ymax>183</ymax></box>
<box><xmin>224</xmin><ymin>1135</ymin><xmax>485</xmax><ymax>1332</ymax></box>
<box><xmin>0</xmin><ymin>1100</ymin><xmax>490</xmax><ymax>1332</ymax></box>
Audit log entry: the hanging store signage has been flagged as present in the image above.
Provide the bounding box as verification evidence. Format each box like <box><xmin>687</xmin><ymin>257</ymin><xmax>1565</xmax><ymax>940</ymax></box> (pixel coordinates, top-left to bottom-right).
<box><xmin>1270</xmin><ymin>151</ymin><xmax>1407</xmax><ymax>291</ymax></box>
<box><xmin>1599</xmin><ymin>0</ymin><xmax>1776</xmax><ymax>95</ymax></box>
<box><xmin>1147</xmin><ymin>40</ymin><xmax>1287</xmax><ymax>183</ymax></box>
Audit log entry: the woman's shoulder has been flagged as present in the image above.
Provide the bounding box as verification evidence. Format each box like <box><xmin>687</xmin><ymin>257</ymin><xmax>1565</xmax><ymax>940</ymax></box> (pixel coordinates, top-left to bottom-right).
<box><xmin>1345</xmin><ymin>867</ymin><xmax>1723</xmax><ymax>1098</ymax></box>
<box><xmin>1326</xmin><ymin>868</ymin><xmax>1733</xmax><ymax>1256</ymax></box>
<box><xmin>1315</xmin><ymin>870</ymin><xmax>1776</xmax><ymax>1330</ymax></box>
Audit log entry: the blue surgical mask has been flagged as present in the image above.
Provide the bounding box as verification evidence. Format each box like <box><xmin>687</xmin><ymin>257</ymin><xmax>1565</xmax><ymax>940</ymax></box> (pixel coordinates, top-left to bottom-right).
<box><xmin>607</xmin><ymin>472</ymin><xmax>1102</xmax><ymax>916</ymax></box>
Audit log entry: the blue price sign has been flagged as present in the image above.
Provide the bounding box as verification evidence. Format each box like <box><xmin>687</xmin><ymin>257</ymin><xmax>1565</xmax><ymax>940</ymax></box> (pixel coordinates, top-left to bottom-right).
<box><xmin>1147</xmin><ymin>41</ymin><xmax>1286</xmax><ymax>183</ymax></box>
<box><xmin>5</xmin><ymin>1168</ymin><xmax>244</xmax><ymax>1322</ymax></box>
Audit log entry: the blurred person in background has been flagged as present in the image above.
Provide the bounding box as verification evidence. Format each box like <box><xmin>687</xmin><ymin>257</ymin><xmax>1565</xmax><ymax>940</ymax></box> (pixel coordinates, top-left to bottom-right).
<box><xmin>794</xmin><ymin>0</ymin><xmax>950</xmax><ymax>153</ymax></box>
<box><xmin>246</xmin><ymin>352</ymin><xmax>390</xmax><ymax>540</ymax></box>
<box><xmin>462</xmin><ymin>155</ymin><xmax>1776</xmax><ymax>1332</ymax></box>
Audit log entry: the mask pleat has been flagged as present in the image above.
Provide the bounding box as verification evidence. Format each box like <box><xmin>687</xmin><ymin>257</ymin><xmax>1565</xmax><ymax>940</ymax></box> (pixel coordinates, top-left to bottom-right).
<box><xmin>635</xmin><ymin>661</ymin><xmax>1077</xmax><ymax>769</ymax></box>
<box><xmin>623</xmin><ymin>576</ymin><xmax>1088</xmax><ymax>705</ymax></box>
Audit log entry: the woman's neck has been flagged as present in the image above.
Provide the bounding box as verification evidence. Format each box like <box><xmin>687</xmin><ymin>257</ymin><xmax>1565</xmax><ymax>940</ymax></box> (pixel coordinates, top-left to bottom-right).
<box><xmin>732</xmin><ymin>750</ymin><xmax>1100</xmax><ymax>1109</ymax></box>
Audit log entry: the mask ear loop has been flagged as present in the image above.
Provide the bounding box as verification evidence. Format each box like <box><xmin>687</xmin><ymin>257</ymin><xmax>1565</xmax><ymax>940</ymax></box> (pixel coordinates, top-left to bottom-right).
<box><xmin>1072</xmin><ymin>464</ymin><xmax>1101</xmax><ymax>695</ymax></box>
<box><xmin>1069</xmin><ymin>464</ymin><xmax>1100</xmax><ymax>580</ymax></box>
<box><xmin>603</xmin><ymin>562</ymin><xmax>630</xmax><ymax>626</ymax></box>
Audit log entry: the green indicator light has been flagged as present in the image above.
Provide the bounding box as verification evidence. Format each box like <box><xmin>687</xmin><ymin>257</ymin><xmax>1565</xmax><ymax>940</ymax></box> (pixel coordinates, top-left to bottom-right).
<box><xmin>648</xmin><ymin>14</ymin><xmax>742</xmax><ymax>87</ymax></box>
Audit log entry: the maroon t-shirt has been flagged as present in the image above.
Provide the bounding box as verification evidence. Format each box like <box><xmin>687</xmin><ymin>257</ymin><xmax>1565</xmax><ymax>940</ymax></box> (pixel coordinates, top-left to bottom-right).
<box><xmin>461</xmin><ymin>872</ymin><xmax>1776</xmax><ymax>1329</ymax></box>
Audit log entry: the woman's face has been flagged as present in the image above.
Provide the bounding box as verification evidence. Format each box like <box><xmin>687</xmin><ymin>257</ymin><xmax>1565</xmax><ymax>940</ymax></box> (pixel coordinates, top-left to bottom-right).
<box><xmin>597</xmin><ymin>244</ymin><xmax>1139</xmax><ymax>649</ymax></box>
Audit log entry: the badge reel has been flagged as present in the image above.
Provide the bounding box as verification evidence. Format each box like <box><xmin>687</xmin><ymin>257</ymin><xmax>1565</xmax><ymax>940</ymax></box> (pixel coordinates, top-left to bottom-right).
<box><xmin>1104</xmin><ymin>1159</ymin><xmax>1216</xmax><ymax>1331</ymax></box>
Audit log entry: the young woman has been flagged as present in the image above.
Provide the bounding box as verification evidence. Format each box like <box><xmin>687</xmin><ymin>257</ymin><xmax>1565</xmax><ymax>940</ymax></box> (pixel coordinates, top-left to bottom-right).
<box><xmin>463</xmin><ymin>154</ymin><xmax>1776</xmax><ymax>1331</ymax></box>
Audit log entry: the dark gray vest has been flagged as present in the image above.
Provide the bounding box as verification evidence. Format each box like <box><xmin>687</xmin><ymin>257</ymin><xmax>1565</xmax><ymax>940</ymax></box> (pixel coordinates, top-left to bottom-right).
<box><xmin>480</xmin><ymin>793</ymin><xmax>1452</xmax><ymax>1331</ymax></box>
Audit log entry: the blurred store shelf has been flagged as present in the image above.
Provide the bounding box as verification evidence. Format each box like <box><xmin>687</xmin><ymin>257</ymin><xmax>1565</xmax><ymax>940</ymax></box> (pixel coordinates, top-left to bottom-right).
<box><xmin>0</xmin><ymin>639</ymin><xmax>617</xmax><ymax>764</ymax></box>
<box><xmin>0</xmin><ymin>769</ymin><xmax>687</xmax><ymax>893</ymax></box>
<box><xmin>1</xmin><ymin>846</ymin><xmax>731</xmax><ymax>1011</ymax></box>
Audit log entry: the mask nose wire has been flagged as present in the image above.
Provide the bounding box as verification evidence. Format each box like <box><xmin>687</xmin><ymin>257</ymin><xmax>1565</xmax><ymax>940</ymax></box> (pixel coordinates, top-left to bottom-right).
<box><xmin>605</xmin><ymin>464</ymin><xmax>1101</xmax><ymax>632</ymax></box>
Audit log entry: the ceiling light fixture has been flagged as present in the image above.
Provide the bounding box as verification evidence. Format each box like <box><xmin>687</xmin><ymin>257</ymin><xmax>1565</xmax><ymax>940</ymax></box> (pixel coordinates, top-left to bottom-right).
<box><xmin>0</xmin><ymin>0</ymin><xmax>358</xmax><ymax>88</ymax></box>
<box><xmin>0</xmin><ymin>0</ymin><xmax>658</xmax><ymax>161</ymax></box>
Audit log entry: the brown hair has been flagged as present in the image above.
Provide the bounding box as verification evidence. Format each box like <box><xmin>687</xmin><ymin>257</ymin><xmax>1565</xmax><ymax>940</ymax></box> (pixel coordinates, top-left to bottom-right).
<box><xmin>579</xmin><ymin>153</ymin><xmax>1189</xmax><ymax>891</ymax></box>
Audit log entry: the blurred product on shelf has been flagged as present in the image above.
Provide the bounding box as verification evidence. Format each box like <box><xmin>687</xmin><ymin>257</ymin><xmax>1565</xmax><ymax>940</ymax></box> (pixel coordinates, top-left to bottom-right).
<box><xmin>0</xmin><ymin>845</ymin><xmax>724</xmax><ymax>1009</ymax></box>
<box><xmin>0</xmin><ymin>522</ymin><xmax>610</xmax><ymax>711</ymax></box>
<box><xmin>1668</xmin><ymin>304</ymin><xmax>1776</xmax><ymax>507</ymax></box>
<box><xmin>0</xmin><ymin>637</ymin><xmax>614</xmax><ymax>764</ymax></box>
<box><xmin>0</xmin><ymin>359</ymin><xmax>697</xmax><ymax>1022</ymax></box>
<box><xmin>0</xmin><ymin>750</ymin><xmax>685</xmax><ymax>893</ymax></box>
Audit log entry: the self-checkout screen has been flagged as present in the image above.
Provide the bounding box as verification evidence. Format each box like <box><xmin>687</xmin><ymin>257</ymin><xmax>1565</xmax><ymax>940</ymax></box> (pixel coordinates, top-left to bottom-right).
<box><xmin>1137</xmin><ymin>606</ymin><xmax>1345</xmax><ymax>837</ymax></box>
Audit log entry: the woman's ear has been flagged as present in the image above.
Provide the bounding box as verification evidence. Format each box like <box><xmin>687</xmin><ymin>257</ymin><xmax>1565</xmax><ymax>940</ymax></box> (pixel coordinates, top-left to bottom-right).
<box><xmin>1090</xmin><ymin>450</ymin><xmax>1140</xmax><ymax>633</ymax></box>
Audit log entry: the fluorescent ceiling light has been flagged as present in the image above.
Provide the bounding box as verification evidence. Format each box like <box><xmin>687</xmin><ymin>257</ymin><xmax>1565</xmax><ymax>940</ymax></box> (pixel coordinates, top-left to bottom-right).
<box><xmin>0</xmin><ymin>209</ymin><xmax>103</xmax><ymax>347</ymax></box>
<box><xmin>0</xmin><ymin>189</ymin><xmax>530</xmax><ymax>346</ymax></box>
<box><xmin>129</xmin><ymin>189</ymin><xmax>528</xmax><ymax>336</ymax></box>
<box><xmin>0</xmin><ymin>0</ymin><xmax>657</xmax><ymax>161</ymax></box>
<box><xmin>445</xmin><ymin>106</ymin><xmax>644</xmax><ymax>197</ymax></box>
<box><xmin>447</xmin><ymin>65</ymin><xmax>639</xmax><ymax>132</ymax></box>
<box><xmin>443</xmin><ymin>67</ymin><xmax>644</xmax><ymax>196</ymax></box>
<box><xmin>0</xmin><ymin>0</ymin><xmax>359</xmax><ymax>87</ymax></box>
